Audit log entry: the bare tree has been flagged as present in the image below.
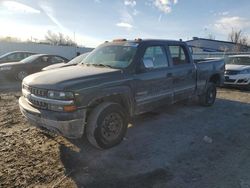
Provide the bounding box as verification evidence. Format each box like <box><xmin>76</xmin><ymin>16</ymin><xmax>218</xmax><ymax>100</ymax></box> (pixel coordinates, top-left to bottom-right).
<box><xmin>228</xmin><ymin>28</ymin><xmax>248</xmax><ymax>52</ymax></box>
<box><xmin>44</xmin><ymin>30</ymin><xmax>77</xmax><ymax>46</ymax></box>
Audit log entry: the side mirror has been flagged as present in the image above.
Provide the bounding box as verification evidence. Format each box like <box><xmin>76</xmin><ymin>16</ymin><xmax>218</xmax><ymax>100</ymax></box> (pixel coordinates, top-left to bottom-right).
<box><xmin>143</xmin><ymin>57</ymin><xmax>154</xmax><ymax>69</ymax></box>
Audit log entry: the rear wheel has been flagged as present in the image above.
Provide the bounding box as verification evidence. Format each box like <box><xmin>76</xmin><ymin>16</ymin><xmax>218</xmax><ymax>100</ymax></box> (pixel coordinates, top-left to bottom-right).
<box><xmin>199</xmin><ymin>82</ymin><xmax>217</xmax><ymax>106</ymax></box>
<box><xmin>16</xmin><ymin>71</ymin><xmax>28</xmax><ymax>81</ymax></box>
<box><xmin>86</xmin><ymin>102</ymin><xmax>128</xmax><ymax>149</ymax></box>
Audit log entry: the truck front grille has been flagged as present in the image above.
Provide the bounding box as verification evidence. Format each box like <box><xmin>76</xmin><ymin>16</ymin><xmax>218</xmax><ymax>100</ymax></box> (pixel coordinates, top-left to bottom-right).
<box><xmin>22</xmin><ymin>84</ymin><xmax>74</xmax><ymax>112</ymax></box>
<box><xmin>28</xmin><ymin>87</ymin><xmax>47</xmax><ymax>97</ymax></box>
<box><xmin>29</xmin><ymin>98</ymin><xmax>48</xmax><ymax>109</ymax></box>
<box><xmin>30</xmin><ymin>88</ymin><xmax>47</xmax><ymax>97</ymax></box>
<box><xmin>23</xmin><ymin>85</ymin><xmax>48</xmax><ymax>109</ymax></box>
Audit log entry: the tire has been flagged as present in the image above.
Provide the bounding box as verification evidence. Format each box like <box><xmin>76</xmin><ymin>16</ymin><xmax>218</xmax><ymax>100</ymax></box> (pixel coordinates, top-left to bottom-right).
<box><xmin>86</xmin><ymin>102</ymin><xmax>128</xmax><ymax>149</ymax></box>
<box><xmin>16</xmin><ymin>71</ymin><xmax>28</xmax><ymax>81</ymax></box>
<box><xmin>199</xmin><ymin>82</ymin><xmax>217</xmax><ymax>106</ymax></box>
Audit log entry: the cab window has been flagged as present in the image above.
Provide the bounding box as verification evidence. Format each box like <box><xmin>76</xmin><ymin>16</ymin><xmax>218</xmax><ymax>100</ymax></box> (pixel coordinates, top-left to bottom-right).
<box><xmin>143</xmin><ymin>46</ymin><xmax>168</xmax><ymax>69</ymax></box>
<box><xmin>168</xmin><ymin>45</ymin><xmax>189</xmax><ymax>65</ymax></box>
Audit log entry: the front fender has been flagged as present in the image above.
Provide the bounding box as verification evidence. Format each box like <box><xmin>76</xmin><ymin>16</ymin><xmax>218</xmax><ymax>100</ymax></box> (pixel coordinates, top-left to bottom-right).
<box><xmin>77</xmin><ymin>85</ymin><xmax>134</xmax><ymax>115</ymax></box>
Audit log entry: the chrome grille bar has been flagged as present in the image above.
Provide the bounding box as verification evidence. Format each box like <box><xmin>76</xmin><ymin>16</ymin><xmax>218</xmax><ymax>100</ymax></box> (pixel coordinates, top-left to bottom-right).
<box><xmin>22</xmin><ymin>84</ymin><xmax>74</xmax><ymax>110</ymax></box>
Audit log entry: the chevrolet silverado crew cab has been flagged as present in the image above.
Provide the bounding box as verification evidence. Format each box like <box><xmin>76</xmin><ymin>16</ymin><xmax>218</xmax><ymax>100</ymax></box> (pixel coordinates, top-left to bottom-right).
<box><xmin>19</xmin><ymin>39</ymin><xmax>225</xmax><ymax>149</ymax></box>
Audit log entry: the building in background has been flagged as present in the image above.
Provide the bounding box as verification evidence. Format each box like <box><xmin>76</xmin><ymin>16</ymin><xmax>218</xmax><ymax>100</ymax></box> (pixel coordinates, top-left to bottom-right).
<box><xmin>0</xmin><ymin>41</ymin><xmax>93</xmax><ymax>59</ymax></box>
<box><xmin>186</xmin><ymin>37</ymin><xmax>250</xmax><ymax>53</ymax></box>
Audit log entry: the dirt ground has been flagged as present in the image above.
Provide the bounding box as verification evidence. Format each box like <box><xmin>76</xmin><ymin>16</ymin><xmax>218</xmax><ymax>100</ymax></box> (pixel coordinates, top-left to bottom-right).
<box><xmin>0</xmin><ymin>86</ymin><xmax>250</xmax><ymax>188</ymax></box>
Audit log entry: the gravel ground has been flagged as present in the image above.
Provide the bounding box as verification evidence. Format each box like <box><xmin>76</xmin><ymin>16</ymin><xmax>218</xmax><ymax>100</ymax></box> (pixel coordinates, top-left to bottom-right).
<box><xmin>0</xmin><ymin>87</ymin><xmax>250</xmax><ymax>188</ymax></box>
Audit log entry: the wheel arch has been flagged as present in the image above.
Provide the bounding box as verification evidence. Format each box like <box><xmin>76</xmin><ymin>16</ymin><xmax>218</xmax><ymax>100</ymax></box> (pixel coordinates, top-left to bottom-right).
<box><xmin>86</xmin><ymin>86</ymin><xmax>134</xmax><ymax>118</ymax></box>
<box><xmin>209</xmin><ymin>73</ymin><xmax>221</xmax><ymax>86</ymax></box>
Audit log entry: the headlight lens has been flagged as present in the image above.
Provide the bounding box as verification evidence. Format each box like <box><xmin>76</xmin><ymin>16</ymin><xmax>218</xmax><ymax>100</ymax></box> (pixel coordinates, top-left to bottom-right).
<box><xmin>0</xmin><ymin>66</ymin><xmax>12</xmax><ymax>71</ymax></box>
<box><xmin>240</xmin><ymin>69</ymin><xmax>250</xmax><ymax>74</ymax></box>
<box><xmin>47</xmin><ymin>90</ymin><xmax>74</xmax><ymax>100</ymax></box>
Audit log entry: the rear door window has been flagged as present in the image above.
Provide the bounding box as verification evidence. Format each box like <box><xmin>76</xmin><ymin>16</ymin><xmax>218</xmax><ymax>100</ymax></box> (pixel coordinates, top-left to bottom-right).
<box><xmin>16</xmin><ymin>53</ymin><xmax>25</xmax><ymax>60</ymax></box>
<box><xmin>40</xmin><ymin>56</ymin><xmax>49</xmax><ymax>63</ymax></box>
<box><xmin>24</xmin><ymin>53</ymin><xmax>32</xmax><ymax>58</ymax></box>
<box><xmin>49</xmin><ymin>56</ymin><xmax>65</xmax><ymax>64</ymax></box>
<box><xmin>168</xmin><ymin>45</ymin><xmax>189</xmax><ymax>65</ymax></box>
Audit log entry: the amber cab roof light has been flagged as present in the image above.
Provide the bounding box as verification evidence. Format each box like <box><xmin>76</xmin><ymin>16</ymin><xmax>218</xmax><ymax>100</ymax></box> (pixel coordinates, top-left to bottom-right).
<box><xmin>134</xmin><ymin>38</ymin><xmax>142</xmax><ymax>42</ymax></box>
<box><xmin>112</xmin><ymin>38</ymin><xmax>142</xmax><ymax>42</ymax></box>
<box><xmin>112</xmin><ymin>39</ymin><xmax>127</xmax><ymax>42</ymax></box>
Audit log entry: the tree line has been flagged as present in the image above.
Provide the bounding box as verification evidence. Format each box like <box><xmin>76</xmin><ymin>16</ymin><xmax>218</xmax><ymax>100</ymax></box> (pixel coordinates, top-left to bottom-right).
<box><xmin>0</xmin><ymin>30</ymin><xmax>77</xmax><ymax>47</ymax></box>
<box><xmin>0</xmin><ymin>28</ymin><xmax>249</xmax><ymax>51</ymax></box>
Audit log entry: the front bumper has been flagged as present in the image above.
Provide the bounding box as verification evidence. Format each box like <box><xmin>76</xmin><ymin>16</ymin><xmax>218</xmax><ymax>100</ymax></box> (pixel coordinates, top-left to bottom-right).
<box><xmin>19</xmin><ymin>96</ymin><xmax>86</xmax><ymax>139</ymax></box>
<box><xmin>224</xmin><ymin>75</ymin><xmax>250</xmax><ymax>86</ymax></box>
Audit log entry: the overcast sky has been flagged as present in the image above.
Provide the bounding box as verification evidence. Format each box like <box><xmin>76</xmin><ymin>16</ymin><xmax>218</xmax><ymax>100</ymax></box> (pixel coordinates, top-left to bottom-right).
<box><xmin>0</xmin><ymin>0</ymin><xmax>250</xmax><ymax>47</ymax></box>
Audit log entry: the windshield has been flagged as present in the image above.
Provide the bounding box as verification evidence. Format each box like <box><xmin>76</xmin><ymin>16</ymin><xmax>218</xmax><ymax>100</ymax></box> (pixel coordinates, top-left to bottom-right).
<box><xmin>82</xmin><ymin>44</ymin><xmax>137</xmax><ymax>69</ymax></box>
<box><xmin>225</xmin><ymin>57</ymin><xmax>250</xmax><ymax>65</ymax></box>
<box><xmin>20</xmin><ymin>55</ymin><xmax>40</xmax><ymax>63</ymax></box>
<box><xmin>68</xmin><ymin>53</ymin><xmax>89</xmax><ymax>65</ymax></box>
<box><xmin>0</xmin><ymin>52</ymin><xmax>13</xmax><ymax>59</ymax></box>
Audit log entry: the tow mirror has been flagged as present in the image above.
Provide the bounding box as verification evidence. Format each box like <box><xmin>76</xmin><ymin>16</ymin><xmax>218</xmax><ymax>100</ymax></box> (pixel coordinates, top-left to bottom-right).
<box><xmin>143</xmin><ymin>58</ymin><xmax>154</xmax><ymax>69</ymax></box>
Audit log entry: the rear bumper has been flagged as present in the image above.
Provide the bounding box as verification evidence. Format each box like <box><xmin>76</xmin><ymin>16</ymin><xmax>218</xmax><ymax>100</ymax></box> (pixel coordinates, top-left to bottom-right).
<box><xmin>19</xmin><ymin>96</ymin><xmax>86</xmax><ymax>139</ymax></box>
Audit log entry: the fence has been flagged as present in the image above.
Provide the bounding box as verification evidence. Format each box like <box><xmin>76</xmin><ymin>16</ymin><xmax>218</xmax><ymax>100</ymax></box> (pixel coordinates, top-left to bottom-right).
<box><xmin>192</xmin><ymin>52</ymin><xmax>250</xmax><ymax>60</ymax></box>
<box><xmin>0</xmin><ymin>41</ymin><xmax>93</xmax><ymax>59</ymax></box>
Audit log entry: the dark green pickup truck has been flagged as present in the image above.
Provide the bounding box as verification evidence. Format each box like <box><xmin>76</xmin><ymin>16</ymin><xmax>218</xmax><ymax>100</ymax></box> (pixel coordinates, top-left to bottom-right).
<box><xmin>19</xmin><ymin>39</ymin><xmax>225</xmax><ymax>149</ymax></box>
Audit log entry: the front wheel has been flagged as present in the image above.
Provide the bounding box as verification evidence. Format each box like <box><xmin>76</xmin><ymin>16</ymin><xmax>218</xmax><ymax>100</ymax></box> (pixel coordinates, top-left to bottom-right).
<box><xmin>16</xmin><ymin>71</ymin><xmax>28</xmax><ymax>81</ymax></box>
<box><xmin>86</xmin><ymin>102</ymin><xmax>128</xmax><ymax>149</ymax></box>
<box><xmin>199</xmin><ymin>82</ymin><xmax>217</xmax><ymax>106</ymax></box>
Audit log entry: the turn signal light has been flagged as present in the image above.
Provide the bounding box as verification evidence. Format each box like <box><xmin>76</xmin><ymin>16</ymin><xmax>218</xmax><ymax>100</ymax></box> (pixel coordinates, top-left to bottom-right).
<box><xmin>63</xmin><ymin>105</ymin><xmax>77</xmax><ymax>112</ymax></box>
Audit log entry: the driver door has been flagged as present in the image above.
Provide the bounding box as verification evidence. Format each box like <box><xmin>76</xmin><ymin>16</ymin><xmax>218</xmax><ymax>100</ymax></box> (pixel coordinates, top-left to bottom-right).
<box><xmin>134</xmin><ymin>45</ymin><xmax>174</xmax><ymax>114</ymax></box>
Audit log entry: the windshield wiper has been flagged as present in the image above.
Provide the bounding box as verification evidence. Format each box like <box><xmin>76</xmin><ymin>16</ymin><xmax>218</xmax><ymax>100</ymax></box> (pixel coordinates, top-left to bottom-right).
<box><xmin>85</xmin><ymin>63</ymin><xmax>115</xmax><ymax>69</ymax></box>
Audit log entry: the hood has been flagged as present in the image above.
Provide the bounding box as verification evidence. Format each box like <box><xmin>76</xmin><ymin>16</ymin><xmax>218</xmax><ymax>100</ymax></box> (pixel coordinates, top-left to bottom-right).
<box><xmin>23</xmin><ymin>65</ymin><xmax>122</xmax><ymax>90</ymax></box>
<box><xmin>226</xmin><ymin>64</ymin><xmax>250</xmax><ymax>71</ymax></box>
<box><xmin>42</xmin><ymin>63</ymin><xmax>66</xmax><ymax>71</ymax></box>
<box><xmin>0</xmin><ymin>62</ymin><xmax>21</xmax><ymax>67</ymax></box>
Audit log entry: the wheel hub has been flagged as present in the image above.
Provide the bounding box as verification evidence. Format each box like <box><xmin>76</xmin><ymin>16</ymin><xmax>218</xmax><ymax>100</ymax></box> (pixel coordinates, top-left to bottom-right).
<box><xmin>101</xmin><ymin>113</ymin><xmax>123</xmax><ymax>141</ymax></box>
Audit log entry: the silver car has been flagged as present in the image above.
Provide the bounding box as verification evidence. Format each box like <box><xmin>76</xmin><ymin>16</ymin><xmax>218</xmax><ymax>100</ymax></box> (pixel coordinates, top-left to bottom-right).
<box><xmin>224</xmin><ymin>55</ymin><xmax>250</xmax><ymax>89</ymax></box>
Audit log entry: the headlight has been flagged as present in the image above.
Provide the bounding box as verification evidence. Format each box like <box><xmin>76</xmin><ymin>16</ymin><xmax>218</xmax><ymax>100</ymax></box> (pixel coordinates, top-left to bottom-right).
<box><xmin>47</xmin><ymin>90</ymin><xmax>74</xmax><ymax>100</ymax></box>
<box><xmin>240</xmin><ymin>69</ymin><xmax>250</xmax><ymax>74</ymax></box>
<box><xmin>0</xmin><ymin>66</ymin><xmax>12</xmax><ymax>71</ymax></box>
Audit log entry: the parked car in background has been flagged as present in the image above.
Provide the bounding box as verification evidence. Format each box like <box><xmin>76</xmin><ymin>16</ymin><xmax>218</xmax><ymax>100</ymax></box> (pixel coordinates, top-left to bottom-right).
<box><xmin>19</xmin><ymin>39</ymin><xmax>225</xmax><ymax>149</ymax></box>
<box><xmin>0</xmin><ymin>51</ymin><xmax>36</xmax><ymax>64</ymax></box>
<box><xmin>0</xmin><ymin>54</ymin><xmax>68</xmax><ymax>81</ymax></box>
<box><xmin>42</xmin><ymin>52</ymin><xmax>90</xmax><ymax>71</ymax></box>
<box><xmin>193</xmin><ymin>57</ymin><xmax>222</xmax><ymax>63</ymax></box>
<box><xmin>224</xmin><ymin>55</ymin><xmax>250</xmax><ymax>89</ymax></box>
